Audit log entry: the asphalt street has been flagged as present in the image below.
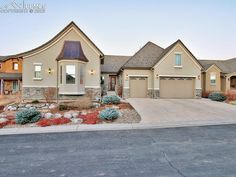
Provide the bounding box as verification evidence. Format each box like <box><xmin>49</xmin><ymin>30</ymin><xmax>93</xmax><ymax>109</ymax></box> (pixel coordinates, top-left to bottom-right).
<box><xmin>1</xmin><ymin>125</ymin><xmax>236</xmax><ymax>177</ymax></box>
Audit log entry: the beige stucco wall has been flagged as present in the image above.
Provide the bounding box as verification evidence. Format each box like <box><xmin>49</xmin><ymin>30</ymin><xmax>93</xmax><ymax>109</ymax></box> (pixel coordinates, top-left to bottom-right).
<box><xmin>153</xmin><ymin>44</ymin><xmax>202</xmax><ymax>90</ymax></box>
<box><xmin>205</xmin><ymin>65</ymin><xmax>221</xmax><ymax>92</ymax></box>
<box><xmin>23</xmin><ymin>28</ymin><xmax>101</xmax><ymax>91</ymax></box>
<box><xmin>122</xmin><ymin>69</ymin><xmax>153</xmax><ymax>89</ymax></box>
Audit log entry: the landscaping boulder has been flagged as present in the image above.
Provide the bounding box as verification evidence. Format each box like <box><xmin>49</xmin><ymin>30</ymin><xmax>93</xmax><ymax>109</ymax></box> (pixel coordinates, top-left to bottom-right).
<box><xmin>64</xmin><ymin>112</ymin><xmax>72</xmax><ymax>119</ymax></box>
<box><xmin>71</xmin><ymin>112</ymin><xmax>79</xmax><ymax>118</ymax></box>
<box><xmin>0</xmin><ymin>118</ymin><xmax>7</xmax><ymax>123</ymax></box>
<box><xmin>49</xmin><ymin>104</ymin><xmax>57</xmax><ymax>109</ymax></box>
<box><xmin>54</xmin><ymin>113</ymin><xmax>62</xmax><ymax>118</ymax></box>
<box><xmin>44</xmin><ymin>113</ymin><xmax>53</xmax><ymax>119</ymax></box>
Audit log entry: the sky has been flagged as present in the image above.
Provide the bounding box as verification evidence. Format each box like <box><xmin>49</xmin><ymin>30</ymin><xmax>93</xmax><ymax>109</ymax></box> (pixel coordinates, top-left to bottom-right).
<box><xmin>0</xmin><ymin>0</ymin><xmax>236</xmax><ymax>60</ymax></box>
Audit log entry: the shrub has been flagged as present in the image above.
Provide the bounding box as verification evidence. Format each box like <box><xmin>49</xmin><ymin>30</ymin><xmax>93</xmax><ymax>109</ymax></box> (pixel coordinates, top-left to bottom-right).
<box><xmin>59</xmin><ymin>97</ymin><xmax>92</xmax><ymax>111</ymax></box>
<box><xmin>202</xmin><ymin>91</ymin><xmax>211</xmax><ymax>98</ymax></box>
<box><xmin>59</xmin><ymin>104</ymin><xmax>69</xmax><ymax>111</ymax></box>
<box><xmin>102</xmin><ymin>95</ymin><xmax>121</xmax><ymax>104</ymax></box>
<box><xmin>99</xmin><ymin>108</ymin><xmax>119</xmax><ymax>121</ymax></box>
<box><xmin>31</xmin><ymin>100</ymin><xmax>40</xmax><ymax>104</ymax></box>
<box><xmin>225</xmin><ymin>90</ymin><xmax>236</xmax><ymax>102</ymax></box>
<box><xmin>16</xmin><ymin>109</ymin><xmax>41</xmax><ymax>124</ymax></box>
<box><xmin>208</xmin><ymin>92</ymin><xmax>227</xmax><ymax>102</ymax></box>
<box><xmin>43</xmin><ymin>87</ymin><xmax>56</xmax><ymax>103</ymax></box>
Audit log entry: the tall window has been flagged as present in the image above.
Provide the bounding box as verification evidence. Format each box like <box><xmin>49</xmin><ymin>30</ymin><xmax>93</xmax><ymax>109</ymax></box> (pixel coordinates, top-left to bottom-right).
<box><xmin>13</xmin><ymin>81</ymin><xmax>18</xmax><ymax>91</ymax></box>
<box><xmin>13</xmin><ymin>62</ymin><xmax>18</xmax><ymax>70</ymax></box>
<box><xmin>175</xmin><ymin>54</ymin><xmax>182</xmax><ymax>66</ymax></box>
<box><xmin>210</xmin><ymin>73</ymin><xmax>216</xmax><ymax>85</ymax></box>
<box><xmin>34</xmin><ymin>65</ymin><xmax>42</xmax><ymax>78</ymax></box>
<box><xmin>66</xmin><ymin>65</ymin><xmax>76</xmax><ymax>84</ymax></box>
<box><xmin>80</xmin><ymin>64</ymin><xmax>84</xmax><ymax>84</ymax></box>
<box><xmin>60</xmin><ymin>65</ymin><xmax>63</xmax><ymax>84</ymax></box>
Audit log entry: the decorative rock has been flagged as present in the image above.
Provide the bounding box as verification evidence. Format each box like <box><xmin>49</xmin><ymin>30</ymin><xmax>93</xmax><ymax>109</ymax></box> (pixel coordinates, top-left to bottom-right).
<box><xmin>44</xmin><ymin>113</ymin><xmax>53</xmax><ymax>119</ymax></box>
<box><xmin>49</xmin><ymin>104</ymin><xmax>56</xmax><ymax>109</ymax></box>
<box><xmin>71</xmin><ymin>118</ymin><xmax>83</xmax><ymax>124</ymax></box>
<box><xmin>64</xmin><ymin>112</ymin><xmax>72</xmax><ymax>119</ymax></box>
<box><xmin>54</xmin><ymin>113</ymin><xmax>62</xmax><ymax>118</ymax></box>
<box><xmin>0</xmin><ymin>118</ymin><xmax>8</xmax><ymax>123</ymax></box>
<box><xmin>0</xmin><ymin>114</ymin><xmax>7</xmax><ymax>118</ymax></box>
<box><xmin>9</xmin><ymin>107</ymin><xmax>17</xmax><ymax>111</ymax></box>
<box><xmin>112</xmin><ymin>105</ymin><xmax>119</xmax><ymax>110</ymax></box>
<box><xmin>71</xmin><ymin>112</ymin><xmax>79</xmax><ymax>118</ymax></box>
<box><xmin>25</xmin><ymin>104</ymin><xmax>32</xmax><ymax>108</ymax></box>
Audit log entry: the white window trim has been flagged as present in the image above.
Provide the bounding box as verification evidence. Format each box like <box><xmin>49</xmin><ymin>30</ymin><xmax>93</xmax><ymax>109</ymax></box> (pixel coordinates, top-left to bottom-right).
<box><xmin>66</xmin><ymin>64</ymin><xmax>76</xmax><ymax>85</ymax></box>
<box><xmin>210</xmin><ymin>73</ymin><xmax>216</xmax><ymax>86</ymax></box>
<box><xmin>33</xmin><ymin>63</ymin><xmax>43</xmax><ymax>80</ymax></box>
<box><xmin>174</xmin><ymin>65</ymin><xmax>183</xmax><ymax>68</ymax></box>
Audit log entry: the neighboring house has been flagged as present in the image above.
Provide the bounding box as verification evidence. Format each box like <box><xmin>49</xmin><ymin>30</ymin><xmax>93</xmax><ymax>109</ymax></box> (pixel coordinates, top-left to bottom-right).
<box><xmin>199</xmin><ymin>58</ymin><xmax>236</xmax><ymax>93</ymax></box>
<box><xmin>0</xmin><ymin>57</ymin><xmax>22</xmax><ymax>95</ymax></box>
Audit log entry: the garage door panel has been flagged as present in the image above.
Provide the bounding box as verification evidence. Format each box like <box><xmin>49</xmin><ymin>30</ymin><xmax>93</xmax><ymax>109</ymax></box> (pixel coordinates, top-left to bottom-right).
<box><xmin>130</xmin><ymin>77</ymin><xmax>147</xmax><ymax>98</ymax></box>
<box><xmin>160</xmin><ymin>77</ymin><xmax>194</xmax><ymax>98</ymax></box>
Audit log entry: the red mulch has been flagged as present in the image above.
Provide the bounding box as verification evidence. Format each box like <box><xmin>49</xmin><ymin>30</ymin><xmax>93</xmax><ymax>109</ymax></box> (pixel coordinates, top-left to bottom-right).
<box><xmin>0</xmin><ymin>120</ymin><xmax>16</xmax><ymax>128</ymax></box>
<box><xmin>79</xmin><ymin>111</ymin><xmax>99</xmax><ymax>124</ymax></box>
<box><xmin>37</xmin><ymin>118</ymin><xmax>71</xmax><ymax>127</ymax></box>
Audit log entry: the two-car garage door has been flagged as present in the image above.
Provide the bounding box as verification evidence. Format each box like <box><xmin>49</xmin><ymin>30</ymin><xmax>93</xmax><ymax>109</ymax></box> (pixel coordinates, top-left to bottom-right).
<box><xmin>160</xmin><ymin>77</ymin><xmax>195</xmax><ymax>98</ymax></box>
<box><xmin>129</xmin><ymin>76</ymin><xmax>195</xmax><ymax>98</ymax></box>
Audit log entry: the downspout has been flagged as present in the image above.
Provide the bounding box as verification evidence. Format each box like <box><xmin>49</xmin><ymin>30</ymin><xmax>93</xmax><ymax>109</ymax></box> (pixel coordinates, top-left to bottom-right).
<box><xmin>56</xmin><ymin>60</ymin><xmax>59</xmax><ymax>104</ymax></box>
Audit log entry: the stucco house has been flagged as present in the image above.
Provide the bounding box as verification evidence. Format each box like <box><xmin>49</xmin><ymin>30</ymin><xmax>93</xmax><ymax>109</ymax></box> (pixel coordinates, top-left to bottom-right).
<box><xmin>0</xmin><ymin>56</ymin><xmax>22</xmax><ymax>95</ymax></box>
<box><xmin>199</xmin><ymin>58</ymin><xmax>236</xmax><ymax>93</ymax></box>
<box><xmin>1</xmin><ymin>21</ymin><xmax>236</xmax><ymax>100</ymax></box>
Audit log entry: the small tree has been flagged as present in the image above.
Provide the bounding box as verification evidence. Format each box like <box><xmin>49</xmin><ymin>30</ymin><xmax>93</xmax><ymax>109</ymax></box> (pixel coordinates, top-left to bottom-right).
<box><xmin>43</xmin><ymin>87</ymin><xmax>56</xmax><ymax>103</ymax></box>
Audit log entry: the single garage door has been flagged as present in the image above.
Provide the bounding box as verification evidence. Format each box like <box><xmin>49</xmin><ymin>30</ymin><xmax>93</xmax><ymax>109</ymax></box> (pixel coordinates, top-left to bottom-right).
<box><xmin>160</xmin><ymin>77</ymin><xmax>194</xmax><ymax>98</ymax></box>
<box><xmin>130</xmin><ymin>77</ymin><xmax>147</xmax><ymax>98</ymax></box>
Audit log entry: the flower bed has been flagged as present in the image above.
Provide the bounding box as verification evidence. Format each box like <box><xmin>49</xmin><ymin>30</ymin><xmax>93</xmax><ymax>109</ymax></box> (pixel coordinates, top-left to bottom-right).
<box><xmin>0</xmin><ymin>100</ymin><xmax>141</xmax><ymax>129</ymax></box>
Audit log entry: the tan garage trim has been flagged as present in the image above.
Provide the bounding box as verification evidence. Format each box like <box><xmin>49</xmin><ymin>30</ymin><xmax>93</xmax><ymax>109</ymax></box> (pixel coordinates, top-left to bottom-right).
<box><xmin>160</xmin><ymin>77</ymin><xmax>195</xmax><ymax>98</ymax></box>
<box><xmin>129</xmin><ymin>77</ymin><xmax>148</xmax><ymax>98</ymax></box>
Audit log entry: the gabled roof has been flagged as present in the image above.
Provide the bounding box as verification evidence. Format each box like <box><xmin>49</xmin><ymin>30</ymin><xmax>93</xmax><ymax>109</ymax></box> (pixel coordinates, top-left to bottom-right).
<box><xmin>199</xmin><ymin>58</ymin><xmax>236</xmax><ymax>74</ymax></box>
<box><xmin>56</xmin><ymin>41</ymin><xmax>88</xmax><ymax>62</ymax></box>
<box><xmin>0</xmin><ymin>21</ymin><xmax>104</xmax><ymax>61</ymax></box>
<box><xmin>101</xmin><ymin>55</ymin><xmax>130</xmax><ymax>73</ymax></box>
<box><xmin>152</xmin><ymin>39</ymin><xmax>203</xmax><ymax>69</ymax></box>
<box><xmin>122</xmin><ymin>41</ymin><xmax>164</xmax><ymax>69</ymax></box>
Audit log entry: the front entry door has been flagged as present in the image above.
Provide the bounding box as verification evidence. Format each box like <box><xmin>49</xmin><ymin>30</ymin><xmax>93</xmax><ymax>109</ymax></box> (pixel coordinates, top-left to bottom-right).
<box><xmin>109</xmin><ymin>76</ymin><xmax>116</xmax><ymax>91</ymax></box>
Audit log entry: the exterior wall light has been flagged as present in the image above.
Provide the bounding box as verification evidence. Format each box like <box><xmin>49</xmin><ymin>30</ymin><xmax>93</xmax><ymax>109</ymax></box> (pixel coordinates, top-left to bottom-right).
<box><xmin>90</xmin><ymin>69</ymin><xmax>95</xmax><ymax>75</ymax></box>
<box><xmin>48</xmin><ymin>68</ymin><xmax>52</xmax><ymax>74</ymax></box>
<box><xmin>156</xmin><ymin>74</ymin><xmax>159</xmax><ymax>78</ymax></box>
<box><xmin>198</xmin><ymin>75</ymin><xmax>200</xmax><ymax>79</ymax></box>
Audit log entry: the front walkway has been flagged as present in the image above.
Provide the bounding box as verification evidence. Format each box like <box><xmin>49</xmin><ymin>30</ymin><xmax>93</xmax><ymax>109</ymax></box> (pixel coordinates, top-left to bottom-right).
<box><xmin>128</xmin><ymin>98</ymin><xmax>236</xmax><ymax>125</ymax></box>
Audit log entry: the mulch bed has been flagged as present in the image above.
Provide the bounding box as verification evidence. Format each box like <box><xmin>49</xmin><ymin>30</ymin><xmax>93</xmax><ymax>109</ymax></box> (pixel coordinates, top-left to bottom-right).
<box><xmin>1</xmin><ymin>103</ymin><xmax>141</xmax><ymax>129</ymax></box>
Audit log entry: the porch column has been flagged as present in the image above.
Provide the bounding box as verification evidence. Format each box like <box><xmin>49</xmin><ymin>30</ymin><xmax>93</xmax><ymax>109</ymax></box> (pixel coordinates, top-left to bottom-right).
<box><xmin>0</xmin><ymin>79</ymin><xmax>3</xmax><ymax>95</ymax></box>
<box><xmin>17</xmin><ymin>79</ymin><xmax>20</xmax><ymax>91</ymax></box>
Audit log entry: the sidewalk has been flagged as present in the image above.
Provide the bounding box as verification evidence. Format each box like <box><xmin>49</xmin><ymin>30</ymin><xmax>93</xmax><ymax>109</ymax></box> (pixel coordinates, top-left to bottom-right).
<box><xmin>1</xmin><ymin>119</ymin><xmax>236</xmax><ymax>135</ymax></box>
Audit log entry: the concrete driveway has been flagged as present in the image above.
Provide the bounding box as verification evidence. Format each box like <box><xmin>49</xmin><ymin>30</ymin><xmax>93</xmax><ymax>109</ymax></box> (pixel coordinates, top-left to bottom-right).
<box><xmin>128</xmin><ymin>98</ymin><xmax>236</xmax><ymax>126</ymax></box>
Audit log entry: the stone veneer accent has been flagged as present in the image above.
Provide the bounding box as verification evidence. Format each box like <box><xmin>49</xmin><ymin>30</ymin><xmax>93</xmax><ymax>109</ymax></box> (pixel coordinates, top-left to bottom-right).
<box><xmin>123</xmin><ymin>88</ymin><xmax>130</xmax><ymax>99</ymax></box>
<box><xmin>147</xmin><ymin>89</ymin><xmax>154</xmax><ymax>98</ymax></box>
<box><xmin>23</xmin><ymin>87</ymin><xmax>101</xmax><ymax>101</ymax></box>
<box><xmin>22</xmin><ymin>87</ymin><xmax>57</xmax><ymax>100</ymax></box>
<box><xmin>153</xmin><ymin>89</ymin><xmax>160</xmax><ymax>99</ymax></box>
<box><xmin>195</xmin><ymin>89</ymin><xmax>202</xmax><ymax>98</ymax></box>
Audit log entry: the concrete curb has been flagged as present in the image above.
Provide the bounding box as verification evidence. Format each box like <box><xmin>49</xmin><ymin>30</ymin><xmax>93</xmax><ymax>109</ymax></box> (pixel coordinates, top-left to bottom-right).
<box><xmin>1</xmin><ymin>120</ymin><xmax>236</xmax><ymax>135</ymax></box>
